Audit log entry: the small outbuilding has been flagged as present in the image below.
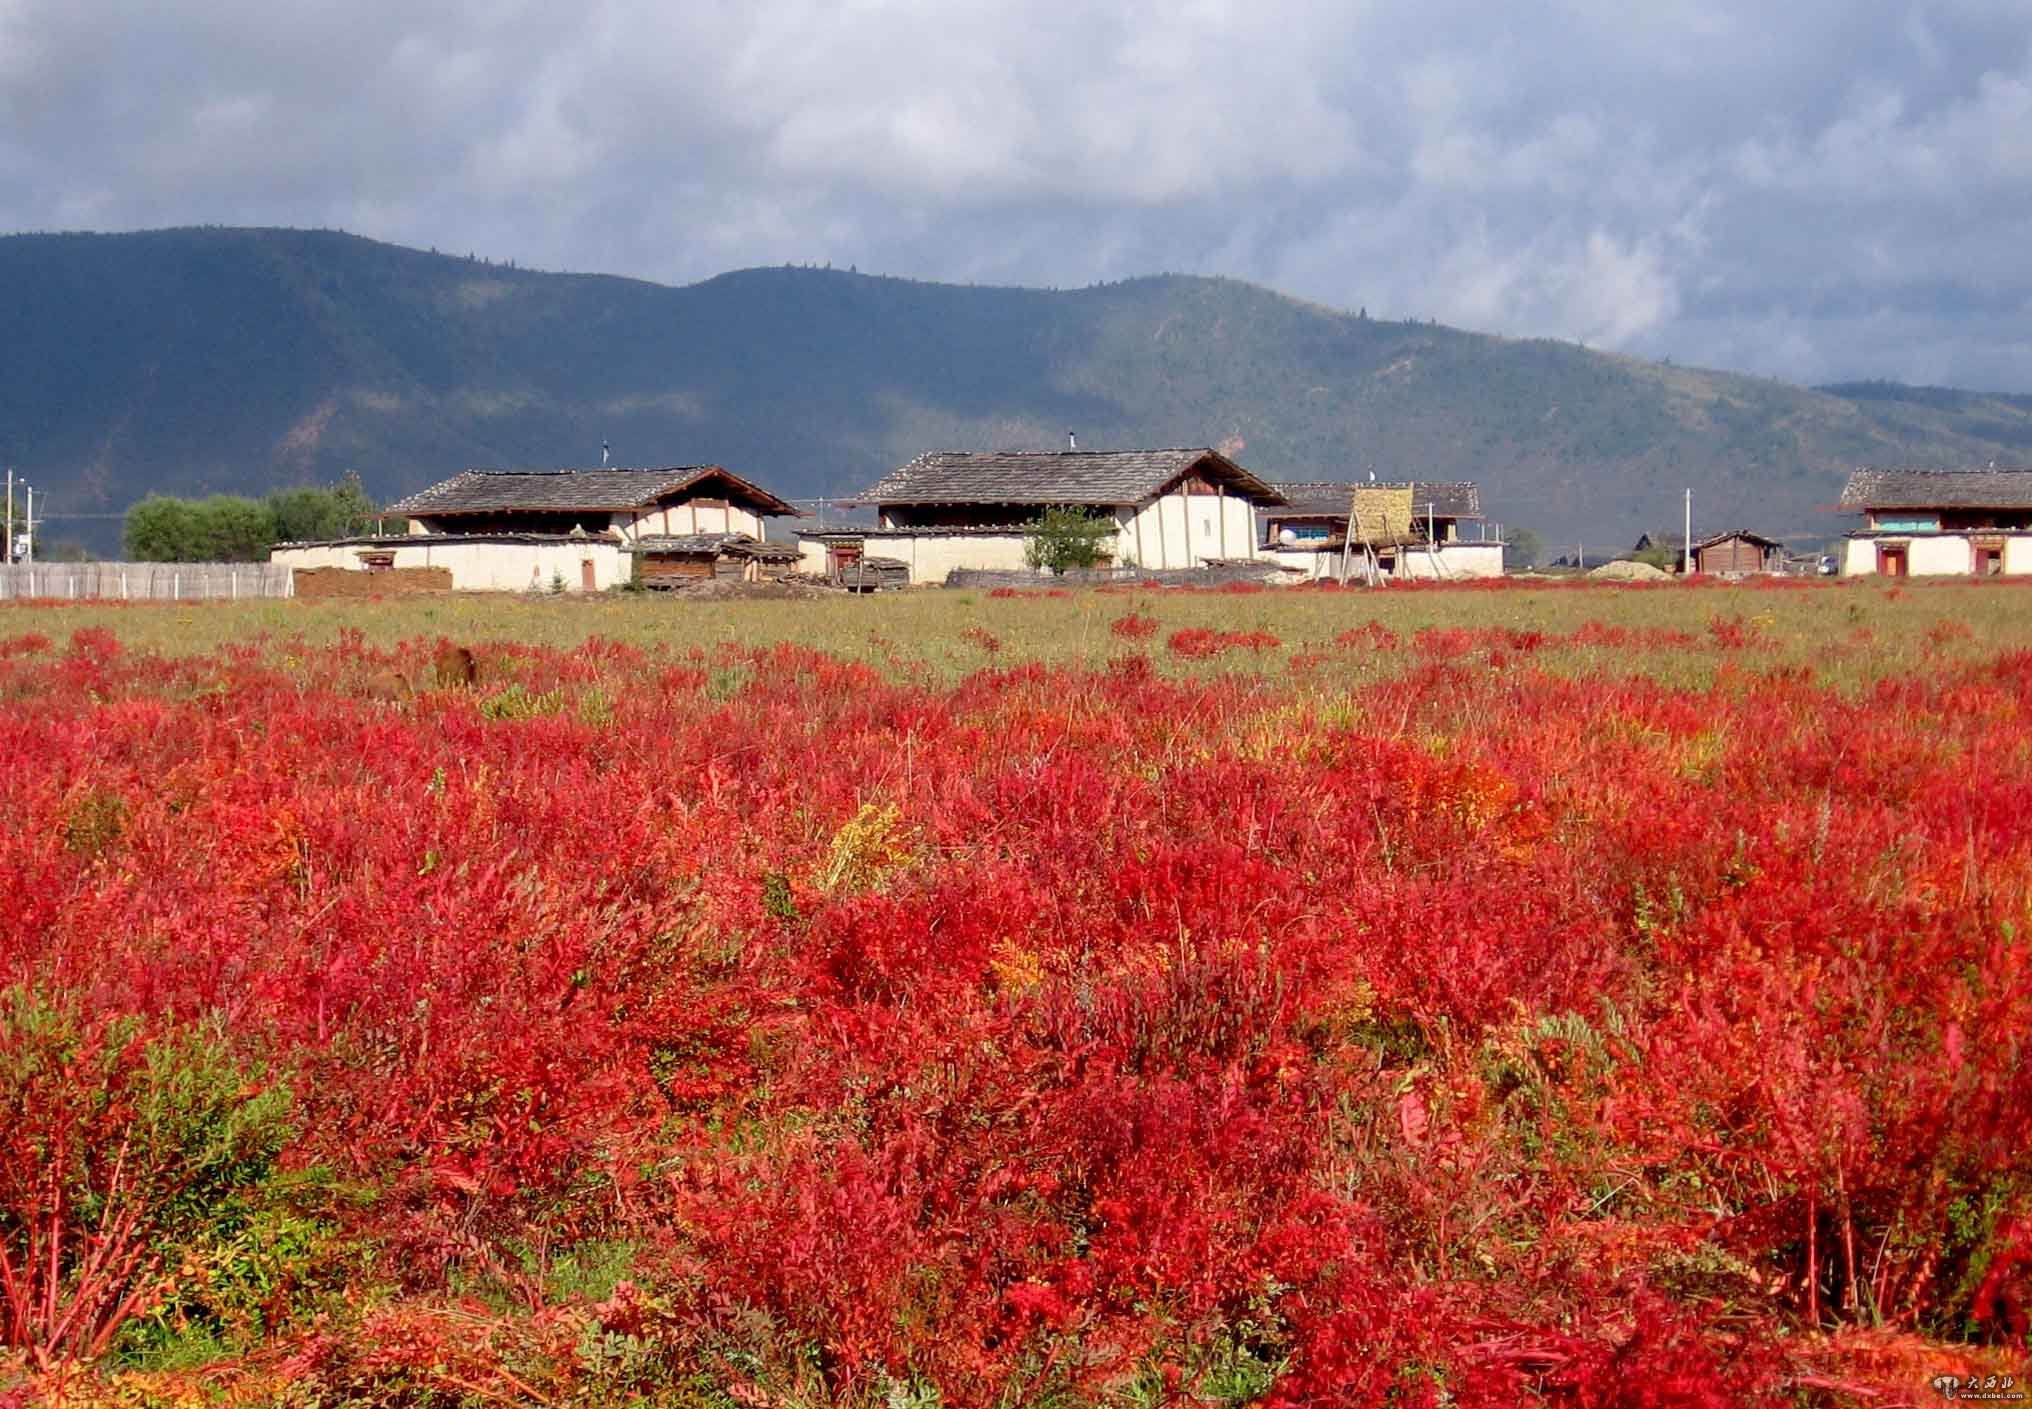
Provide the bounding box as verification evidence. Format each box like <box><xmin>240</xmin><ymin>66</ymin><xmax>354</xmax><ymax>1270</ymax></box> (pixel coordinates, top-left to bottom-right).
<box><xmin>629</xmin><ymin>532</ymin><xmax>802</xmax><ymax>588</ymax></box>
<box><xmin>1690</xmin><ymin>530</ymin><xmax>1784</xmax><ymax>576</ymax></box>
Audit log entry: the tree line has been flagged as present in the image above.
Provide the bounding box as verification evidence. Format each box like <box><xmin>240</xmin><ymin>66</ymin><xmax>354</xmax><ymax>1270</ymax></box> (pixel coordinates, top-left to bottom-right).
<box><xmin>123</xmin><ymin>476</ymin><xmax>378</xmax><ymax>562</ymax></box>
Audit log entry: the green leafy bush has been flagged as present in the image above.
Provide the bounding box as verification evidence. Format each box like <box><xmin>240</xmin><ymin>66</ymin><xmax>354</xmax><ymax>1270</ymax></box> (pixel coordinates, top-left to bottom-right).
<box><xmin>1022</xmin><ymin>505</ymin><xmax>1113</xmax><ymax>574</ymax></box>
<box><xmin>0</xmin><ymin>991</ymin><xmax>296</xmax><ymax>1368</ymax></box>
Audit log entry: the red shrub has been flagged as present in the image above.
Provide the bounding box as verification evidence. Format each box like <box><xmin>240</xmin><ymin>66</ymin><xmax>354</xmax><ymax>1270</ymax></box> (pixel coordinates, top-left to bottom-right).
<box><xmin>0</xmin><ymin>619</ymin><xmax>2020</xmax><ymax>1401</ymax></box>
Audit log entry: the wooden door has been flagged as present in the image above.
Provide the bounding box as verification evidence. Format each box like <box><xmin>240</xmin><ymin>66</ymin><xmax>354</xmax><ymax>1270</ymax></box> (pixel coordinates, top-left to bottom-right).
<box><xmin>1877</xmin><ymin>545</ymin><xmax>1908</xmax><ymax>577</ymax></box>
<box><xmin>581</xmin><ymin>559</ymin><xmax>597</xmax><ymax>592</ymax></box>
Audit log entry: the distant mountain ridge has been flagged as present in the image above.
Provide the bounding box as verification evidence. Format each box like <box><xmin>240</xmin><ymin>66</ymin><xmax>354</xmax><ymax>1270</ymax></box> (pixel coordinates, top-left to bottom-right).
<box><xmin>5</xmin><ymin>226</ymin><xmax>2031</xmax><ymax>554</ymax></box>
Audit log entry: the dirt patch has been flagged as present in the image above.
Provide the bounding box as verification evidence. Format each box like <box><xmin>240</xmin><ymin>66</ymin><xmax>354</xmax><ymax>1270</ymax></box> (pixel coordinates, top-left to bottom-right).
<box><xmin>654</xmin><ymin>575</ymin><xmax>847</xmax><ymax>601</ymax></box>
<box><xmin>293</xmin><ymin>567</ymin><xmax>453</xmax><ymax>597</ymax></box>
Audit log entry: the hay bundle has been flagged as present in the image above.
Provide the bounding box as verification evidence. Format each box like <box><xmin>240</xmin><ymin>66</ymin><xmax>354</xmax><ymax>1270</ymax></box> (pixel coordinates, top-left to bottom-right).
<box><xmin>1348</xmin><ymin>485</ymin><xmax>1419</xmax><ymax>547</ymax></box>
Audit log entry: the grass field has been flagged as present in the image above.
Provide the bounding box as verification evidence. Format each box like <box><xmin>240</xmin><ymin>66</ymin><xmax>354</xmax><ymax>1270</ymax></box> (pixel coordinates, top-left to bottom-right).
<box><xmin>7</xmin><ymin>575</ymin><xmax>2026</xmax><ymax>688</ymax></box>
<box><xmin>2</xmin><ymin>577</ymin><xmax>2028</xmax><ymax>1406</ymax></box>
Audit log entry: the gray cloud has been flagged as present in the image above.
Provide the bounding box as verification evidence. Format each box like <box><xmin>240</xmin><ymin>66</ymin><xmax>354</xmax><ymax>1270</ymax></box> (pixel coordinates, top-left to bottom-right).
<box><xmin>3</xmin><ymin>0</ymin><xmax>2029</xmax><ymax>388</ymax></box>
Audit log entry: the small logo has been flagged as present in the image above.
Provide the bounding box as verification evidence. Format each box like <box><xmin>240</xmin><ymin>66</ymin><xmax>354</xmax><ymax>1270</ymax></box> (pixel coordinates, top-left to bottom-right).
<box><xmin>1933</xmin><ymin>1374</ymin><xmax>2024</xmax><ymax>1403</ymax></box>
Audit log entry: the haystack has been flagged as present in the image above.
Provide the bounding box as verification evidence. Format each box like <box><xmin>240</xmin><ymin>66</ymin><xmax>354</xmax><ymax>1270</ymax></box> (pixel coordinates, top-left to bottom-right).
<box><xmin>1588</xmin><ymin>559</ymin><xmax>1671</xmax><ymax>581</ymax></box>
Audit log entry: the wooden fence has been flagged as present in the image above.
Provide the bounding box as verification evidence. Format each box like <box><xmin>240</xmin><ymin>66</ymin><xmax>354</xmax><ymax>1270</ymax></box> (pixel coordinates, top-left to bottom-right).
<box><xmin>0</xmin><ymin>562</ymin><xmax>294</xmax><ymax>601</ymax></box>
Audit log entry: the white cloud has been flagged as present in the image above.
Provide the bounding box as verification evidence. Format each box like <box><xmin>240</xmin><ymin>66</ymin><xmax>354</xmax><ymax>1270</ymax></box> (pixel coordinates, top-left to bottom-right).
<box><xmin>0</xmin><ymin>0</ymin><xmax>2028</xmax><ymax>386</ymax></box>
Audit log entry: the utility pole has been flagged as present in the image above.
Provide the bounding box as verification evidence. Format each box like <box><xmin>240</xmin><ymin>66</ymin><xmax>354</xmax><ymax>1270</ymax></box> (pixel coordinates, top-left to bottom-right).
<box><xmin>4</xmin><ymin>470</ymin><xmax>12</xmax><ymax>566</ymax></box>
<box><xmin>23</xmin><ymin>485</ymin><xmax>33</xmax><ymax>565</ymax></box>
<box><xmin>1683</xmin><ymin>488</ymin><xmax>1692</xmax><ymax>575</ymax></box>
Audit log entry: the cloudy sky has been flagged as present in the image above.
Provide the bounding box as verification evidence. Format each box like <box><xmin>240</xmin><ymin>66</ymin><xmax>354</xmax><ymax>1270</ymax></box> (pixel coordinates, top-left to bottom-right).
<box><xmin>3</xmin><ymin>0</ymin><xmax>2029</xmax><ymax>389</ymax></box>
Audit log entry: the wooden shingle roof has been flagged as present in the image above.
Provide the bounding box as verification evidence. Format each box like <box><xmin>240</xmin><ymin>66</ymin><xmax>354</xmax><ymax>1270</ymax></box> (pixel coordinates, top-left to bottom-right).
<box><xmin>1270</xmin><ymin>480</ymin><xmax>1481</xmax><ymax>518</ymax></box>
<box><xmin>849</xmin><ymin>449</ymin><xmax>1286</xmax><ymax>507</ymax></box>
<box><xmin>629</xmin><ymin>532</ymin><xmax>800</xmax><ymax>560</ymax></box>
<box><xmin>1840</xmin><ymin>467</ymin><xmax>2032</xmax><ymax>510</ymax></box>
<box><xmin>1692</xmin><ymin>529</ymin><xmax>1783</xmax><ymax>551</ymax></box>
<box><xmin>388</xmin><ymin>466</ymin><xmax>800</xmax><ymax>517</ymax></box>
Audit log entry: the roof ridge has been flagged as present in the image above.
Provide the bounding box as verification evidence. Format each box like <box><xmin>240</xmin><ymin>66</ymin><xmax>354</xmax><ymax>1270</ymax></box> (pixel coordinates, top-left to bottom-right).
<box><xmin>466</xmin><ymin>464</ymin><xmax>720</xmax><ymax>476</ymax></box>
<box><xmin>922</xmin><ymin>446</ymin><xmax>1211</xmax><ymax>457</ymax></box>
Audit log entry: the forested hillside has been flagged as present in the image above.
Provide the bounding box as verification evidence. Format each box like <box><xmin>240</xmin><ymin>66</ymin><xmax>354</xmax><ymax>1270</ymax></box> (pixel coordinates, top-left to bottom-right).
<box><xmin>5</xmin><ymin>227</ymin><xmax>2030</xmax><ymax>552</ymax></box>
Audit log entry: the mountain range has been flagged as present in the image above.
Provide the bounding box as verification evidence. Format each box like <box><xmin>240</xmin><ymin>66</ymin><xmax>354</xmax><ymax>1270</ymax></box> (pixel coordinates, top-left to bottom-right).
<box><xmin>5</xmin><ymin>226</ymin><xmax>2031</xmax><ymax>555</ymax></box>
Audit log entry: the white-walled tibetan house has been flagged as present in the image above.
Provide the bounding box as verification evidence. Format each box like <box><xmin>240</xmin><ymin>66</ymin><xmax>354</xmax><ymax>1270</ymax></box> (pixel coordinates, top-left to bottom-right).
<box><xmin>1839</xmin><ymin>467</ymin><xmax>2032</xmax><ymax>578</ymax></box>
<box><xmin>271</xmin><ymin>465</ymin><xmax>801</xmax><ymax>593</ymax></box>
<box><xmin>1260</xmin><ymin>480</ymin><xmax>1503</xmax><ymax>580</ymax></box>
<box><xmin>390</xmin><ymin>465</ymin><xmax>800</xmax><ymax>541</ymax></box>
<box><xmin>796</xmin><ymin>448</ymin><xmax>1286</xmax><ymax>585</ymax></box>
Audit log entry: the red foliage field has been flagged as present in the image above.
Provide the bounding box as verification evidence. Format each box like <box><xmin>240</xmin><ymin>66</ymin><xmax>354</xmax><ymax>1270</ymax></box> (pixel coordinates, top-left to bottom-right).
<box><xmin>1</xmin><ymin>615</ymin><xmax>2028</xmax><ymax>1405</ymax></box>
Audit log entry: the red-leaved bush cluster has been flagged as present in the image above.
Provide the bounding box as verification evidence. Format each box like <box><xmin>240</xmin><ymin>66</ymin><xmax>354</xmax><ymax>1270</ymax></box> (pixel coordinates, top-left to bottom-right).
<box><xmin>0</xmin><ymin>622</ymin><xmax>2027</xmax><ymax>1403</ymax></box>
<box><xmin>1166</xmin><ymin>627</ymin><xmax>1283</xmax><ymax>658</ymax></box>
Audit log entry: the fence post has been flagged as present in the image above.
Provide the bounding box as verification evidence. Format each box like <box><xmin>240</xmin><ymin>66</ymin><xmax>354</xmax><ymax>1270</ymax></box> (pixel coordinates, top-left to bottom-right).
<box><xmin>173</xmin><ymin>572</ymin><xmax>180</xmax><ymax>601</ymax></box>
<box><xmin>121</xmin><ymin>570</ymin><xmax>128</xmax><ymax>600</ymax></box>
<box><xmin>232</xmin><ymin>568</ymin><xmax>238</xmax><ymax>601</ymax></box>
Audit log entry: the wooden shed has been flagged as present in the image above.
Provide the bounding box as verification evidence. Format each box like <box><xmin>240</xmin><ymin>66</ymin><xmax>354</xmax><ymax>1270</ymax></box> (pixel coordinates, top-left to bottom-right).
<box><xmin>630</xmin><ymin>533</ymin><xmax>801</xmax><ymax>588</ymax></box>
<box><xmin>1691</xmin><ymin>530</ymin><xmax>1783</xmax><ymax>576</ymax></box>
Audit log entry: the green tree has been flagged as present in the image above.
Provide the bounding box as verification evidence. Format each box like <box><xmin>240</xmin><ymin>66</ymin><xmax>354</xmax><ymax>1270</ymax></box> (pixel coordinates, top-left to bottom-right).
<box><xmin>126</xmin><ymin>476</ymin><xmax>377</xmax><ymax>561</ymax></box>
<box><xmin>1023</xmin><ymin>505</ymin><xmax>1114</xmax><ymax>574</ymax></box>
<box><xmin>267</xmin><ymin>472</ymin><xmax>376</xmax><ymax>543</ymax></box>
<box><xmin>123</xmin><ymin>496</ymin><xmax>205</xmax><ymax>562</ymax></box>
<box><xmin>1503</xmin><ymin>526</ymin><xmax>1544</xmax><ymax>570</ymax></box>
<box><xmin>191</xmin><ymin>496</ymin><xmax>278</xmax><ymax>561</ymax></box>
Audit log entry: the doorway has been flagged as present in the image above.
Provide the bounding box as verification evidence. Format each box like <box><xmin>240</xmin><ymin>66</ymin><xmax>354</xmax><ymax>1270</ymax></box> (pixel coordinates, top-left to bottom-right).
<box><xmin>581</xmin><ymin>559</ymin><xmax>597</xmax><ymax>592</ymax></box>
<box><xmin>1877</xmin><ymin>544</ymin><xmax>1908</xmax><ymax>577</ymax></box>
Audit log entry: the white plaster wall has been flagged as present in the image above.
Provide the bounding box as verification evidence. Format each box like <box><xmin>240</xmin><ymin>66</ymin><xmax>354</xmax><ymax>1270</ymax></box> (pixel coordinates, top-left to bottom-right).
<box><xmin>1165</xmin><ymin>495</ymin><xmax>1193</xmax><ymax>569</ymax></box>
<box><xmin>1124</xmin><ymin>494</ymin><xmax>1210</xmax><ymax>570</ymax></box>
<box><xmin>796</xmin><ymin>539</ymin><xmax>835</xmax><ymax>575</ymax></box>
<box><xmin>890</xmin><ymin>533</ymin><xmax>1049</xmax><ymax>584</ymax></box>
<box><xmin>273</xmin><ymin>541</ymin><xmax>630</xmax><ymax>592</ymax></box>
<box><xmin>1265</xmin><ymin>548</ymin><xmax>1338</xmax><ymax>578</ymax></box>
<box><xmin>1218</xmin><ymin>495</ymin><xmax>1259</xmax><ymax>560</ymax></box>
<box><xmin>1123</xmin><ymin>493</ymin><xmax>1260</xmax><ymax>568</ymax></box>
<box><xmin>1396</xmin><ymin>543</ymin><xmax>1505</xmax><ymax>580</ymax></box>
<box><xmin>1840</xmin><ymin>535</ymin><xmax>2011</xmax><ymax>577</ymax></box>
<box><xmin>271</xmin><ymin>544</ymin><xmax>365</xmax><ymax>571</ymax></box>
<box><xmin>1910</xmin><ymin>536</ymin><xmax>1973</xmax><ymax>576</ymax></box>
<box><xmin>627</xmin><ymin>503</ymin><xmax>760</xmax><ymax>538</ymax></box>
